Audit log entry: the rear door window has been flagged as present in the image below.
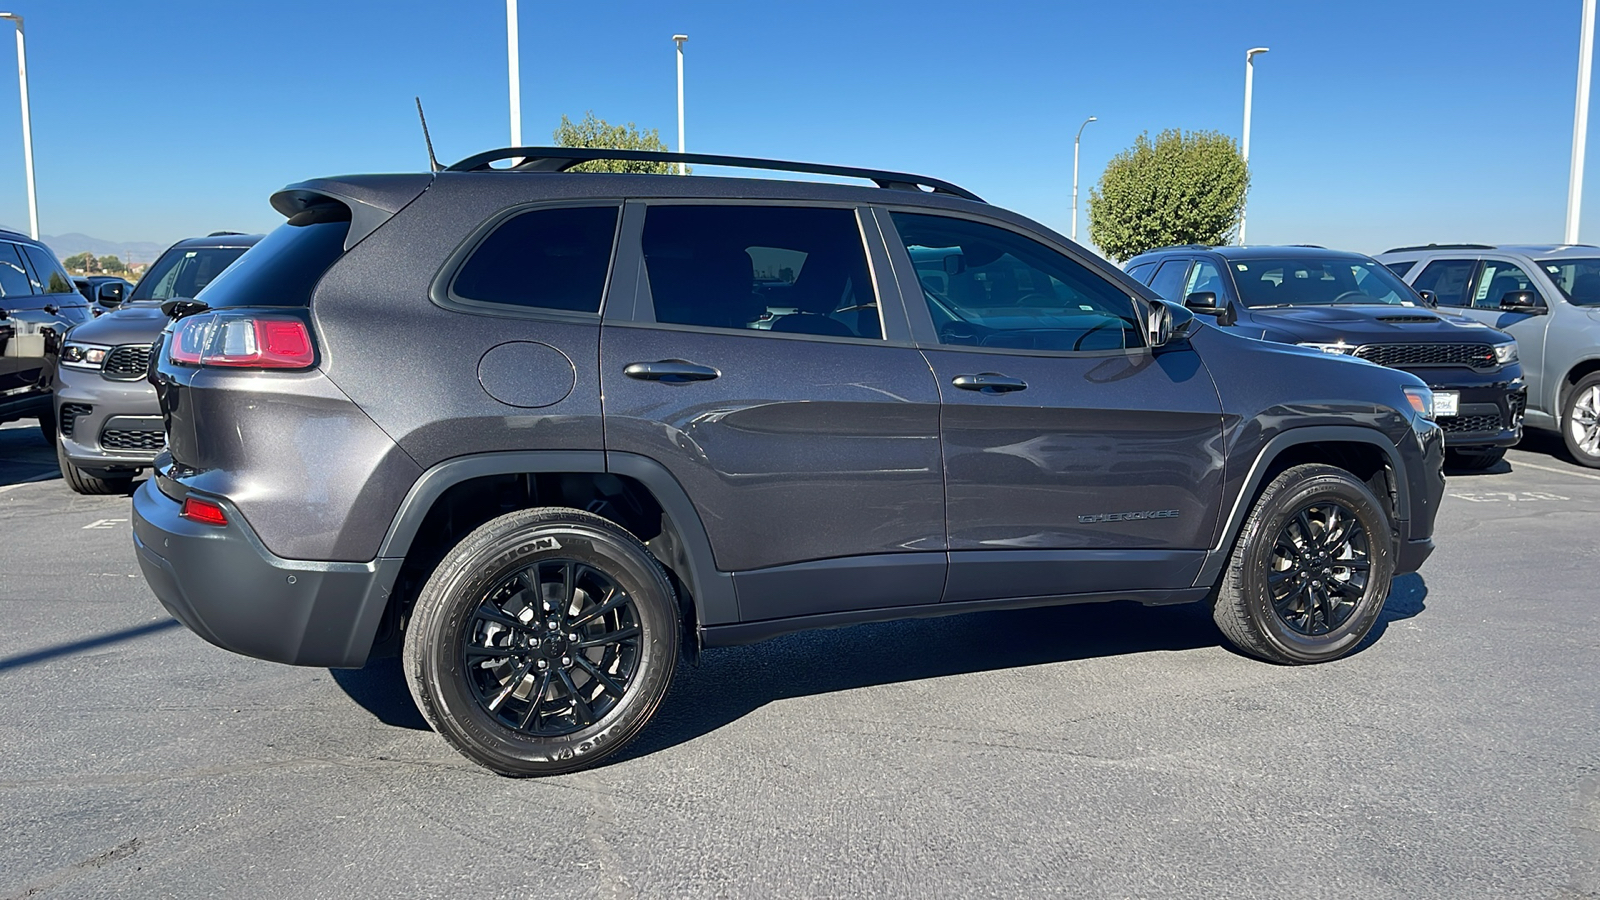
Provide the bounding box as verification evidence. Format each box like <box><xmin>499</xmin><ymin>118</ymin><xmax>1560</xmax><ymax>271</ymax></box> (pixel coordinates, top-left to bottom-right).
<box><xmin>21</xmin><ymin>245</ymin><xmax>78</xmax><ymax>296</ymax></box>
<box><xmin>1147</xmin><ymin>259</ymin><xmax>1191</xmax><ymax>302</ymax></box>
<box><xmin>450</xmin><ymin>205</ymin><xmax>620</xmax><ymax>314</ymax></box>
<box><xmin>642</xmin><ymin>205</ymin><xmax>881</xmax><ymax>339</ymax></box>
<box><xmin>1411</xmin><ymin>259</ymin><xmax>1477</xmax><ymax>307</ymax></box>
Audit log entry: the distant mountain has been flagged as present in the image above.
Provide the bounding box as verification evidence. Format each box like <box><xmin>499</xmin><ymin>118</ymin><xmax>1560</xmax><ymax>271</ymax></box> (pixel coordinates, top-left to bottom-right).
<box><xmin>0</xmin><ymin>225</ymin><xmax>171</xmax><ymax>265</ymax></box>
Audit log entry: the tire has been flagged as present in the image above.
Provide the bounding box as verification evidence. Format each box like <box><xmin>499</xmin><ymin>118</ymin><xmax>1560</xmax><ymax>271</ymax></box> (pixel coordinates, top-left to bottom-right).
<box><xmin>1562</xmin><ymin>373</ymin><xmax>1600</xmax><ymax>468</ymax></box>
<box><xmin>56</xmin><ymin>440</ymin><xmax>133</xmax><ymax>495</ymax></box>
<box><xmin>1212</xmin><ymin>463</ymin><xmax>1395</xmax><ymax>664</ymax></box>
<box><xmin>37</xmin><ymin>404</ymin><xmax>56</xmax><ymax>447</ymax></box>
<box><xmin>1445</xmin><ymin>447</ymin><xmax>1505</xmax><ymax>471</ymax></box>
<box><xmin>404</xmin><ymin>507</ymin><xmax>680</xmax><ymax>776</ymax></box>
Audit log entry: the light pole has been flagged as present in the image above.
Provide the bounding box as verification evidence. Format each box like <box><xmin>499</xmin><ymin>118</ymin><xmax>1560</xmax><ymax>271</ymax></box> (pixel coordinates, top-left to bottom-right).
<box><xmin>506</xmin><ymin>0</ymin><xmax>522</xmax><ymax>148</ymax></box>
<box><xmin>1239</xmin><ymin>46</ymin><xmax>1269</xmax><ymax>245</ymax></box>
<box><xmin>673</xmin><ymin>34</ymin><xmax>688</xmax><ymax>175</ymax></box>
<box><xmin>1072</xmin><ymin>115</ymin><xmax>1097</xmax><ymax>243</ymax></box>
<box><xmin>1568</xmin><ymin>0</ymin><xmax>1596</xmax><ymax>244</ymax></box>
<box><xmin>0</xmin><ymin>13</ymin><xmax>37</xmax><ymax>240</ymax></box>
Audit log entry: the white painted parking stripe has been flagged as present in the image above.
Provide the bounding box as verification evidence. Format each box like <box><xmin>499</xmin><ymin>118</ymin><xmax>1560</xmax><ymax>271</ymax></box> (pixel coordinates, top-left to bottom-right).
<box><xmin>1510</xmin><ymin>459</ymin><xmax>1600</xmax><ymax>482</ymax></box>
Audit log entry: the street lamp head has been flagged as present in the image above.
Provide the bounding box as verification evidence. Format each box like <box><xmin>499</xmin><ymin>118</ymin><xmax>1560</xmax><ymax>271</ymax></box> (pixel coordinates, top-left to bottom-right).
<box><xmin>673</xmin><ymin>34</ymin><xmax>688</xmax><ymax>44</ymax></box>
<box><xmin>1087</xmin><ymin>116</ymin><xmax>1097</xmax><ymax>123</ymax></box>
<box><xmin>1247</xmin><ymin>46</ymin><xmax>1270</xmax><ymax>60</ymax></box>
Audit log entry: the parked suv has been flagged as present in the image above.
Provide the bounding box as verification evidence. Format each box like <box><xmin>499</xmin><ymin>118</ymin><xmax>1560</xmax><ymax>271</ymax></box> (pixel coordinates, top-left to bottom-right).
<box><xmin>133</xmin><ymin>149</ymin><xmax>1446</xmax><ymax>776</ymax></box>
<box><xmin>54</xmin><ymin>233</ymin><xmax>259</xmax><ymax>493</ymax></box>
<box><xmin>1126</xmin><ymin>245</ymin><xmax>1525</xmax><ymax>470</ymax></box>
<box><xmin>1376</xmin><ymin>244</ymin><xmax>1600</xmax><ymax>467</ymax></box>
<box><xmin>0</xmin><ymin>230</ymin><xmax>91</xmax><ymax>441</ymax></box>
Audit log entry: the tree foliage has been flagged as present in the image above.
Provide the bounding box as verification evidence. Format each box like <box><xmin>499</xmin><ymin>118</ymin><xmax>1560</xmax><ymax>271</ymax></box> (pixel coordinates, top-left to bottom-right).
<box><xmin>62</xmin><ymin>252</ymin><xmax>93</xmax><ymax>272</ymax></box>
<box><xmin>1087</xmin><ymin>129</ymin><xmax>1249</xmax><ymax>262</ymax></box>
<box><xmin>98</xmin><ymin>255</ymin><xmax>127</xmax><ymax>274</ymax></box>
<box><xmin>552</xmin><ymin>112</ymin><xmax>682</xmax><ymax>174</ymax></box>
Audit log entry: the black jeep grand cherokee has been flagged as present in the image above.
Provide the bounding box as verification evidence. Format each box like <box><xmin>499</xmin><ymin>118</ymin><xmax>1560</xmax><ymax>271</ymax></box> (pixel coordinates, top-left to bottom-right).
<box><xmin>134</xmin><ymin>148</ymin><xmax>1446</xmax><ymax>776</ymax></box>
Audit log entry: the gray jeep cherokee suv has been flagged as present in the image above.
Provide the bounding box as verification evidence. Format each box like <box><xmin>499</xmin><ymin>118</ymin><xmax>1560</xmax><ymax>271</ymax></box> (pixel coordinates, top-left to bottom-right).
<box><xmin>133</xmin><ymin>148</ymin><xmax>1446</xmax><ymax>776</ymax></box>
<box><xmin>1377</xmin><ymin>244</ymin><xmax>1600</xmax><ymax>467</ymax></box>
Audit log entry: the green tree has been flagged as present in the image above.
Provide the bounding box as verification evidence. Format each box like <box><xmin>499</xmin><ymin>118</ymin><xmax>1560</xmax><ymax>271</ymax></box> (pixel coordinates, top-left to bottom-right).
<box><xmin>552</xmin><ymin>111</ymin><xmax>682</xmax><ymax>174</ymax></box>
<box><xmin>62</xmin><ymin>252</ymin><xmax>93</xmax><ymax>272</ymax></box>
<box><xmin>98</xmin><ymin>254</ymin><xmax>127</xmax><ymax>274</ymax></box>
<box><xmin>1087</xmin><ymin>129</ymin><xmax>1249</xmax><ymax>262</ymax></box>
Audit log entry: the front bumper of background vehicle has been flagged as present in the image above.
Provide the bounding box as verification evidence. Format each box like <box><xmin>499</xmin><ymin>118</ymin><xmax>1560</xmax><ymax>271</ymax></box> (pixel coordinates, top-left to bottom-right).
<box><xmin>1404</xmin><ymin>366</ymin><xmax>1526</xmax><ymax>450</ymax></box>
<box><xmin>54</xmin><ymin>364</ymin><xmax>164</xmax><ymax>469</ymax></box>
<box><xmin>131</xmin><ymin>479</ymin><xmax>398</xmax><ymax>668</ymax></box>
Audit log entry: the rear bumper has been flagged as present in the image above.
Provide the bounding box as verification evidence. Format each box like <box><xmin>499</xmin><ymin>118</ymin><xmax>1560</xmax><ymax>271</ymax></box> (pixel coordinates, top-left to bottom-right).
<box><xmin>131</xmin><ymin>479</ymin><xmax>398</xmax><ymax>668</ymax></box>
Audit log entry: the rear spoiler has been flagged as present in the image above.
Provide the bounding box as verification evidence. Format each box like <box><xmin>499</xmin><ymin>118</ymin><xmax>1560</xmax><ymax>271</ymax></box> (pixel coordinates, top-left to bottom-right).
<box><xmin>269</xmin><ymin>174</ymin><xmax>433</xmax><ymax>251</ymax></box>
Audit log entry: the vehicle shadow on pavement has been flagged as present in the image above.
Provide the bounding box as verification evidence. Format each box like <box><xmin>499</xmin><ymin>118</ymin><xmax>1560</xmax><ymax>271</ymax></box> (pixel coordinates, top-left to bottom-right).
<box><xmin>0</xmin><ymin>618</ymin><xmax>181</xmax><ymax>672</ymax></box>
<box><xmin>329</xmin><ymin>576</ymin><xmax>1431</xmax><ymax>753</ymax></box>
<box><xmin>0</xmin><ymin>422</ymin><xmax>59</xmax><ymax>488</ymax></box>
<box><xmin>329</xmin><ymin>657</ymin><xmax>428</xmax><ymax>730</ymax></box>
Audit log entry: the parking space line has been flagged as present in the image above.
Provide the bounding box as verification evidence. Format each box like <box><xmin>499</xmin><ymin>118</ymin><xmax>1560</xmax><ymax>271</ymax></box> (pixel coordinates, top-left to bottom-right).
<box><xmin>1510</xmin><ymin>459</ymin><xmax>1600</xmax><ymax>482</ymax></box>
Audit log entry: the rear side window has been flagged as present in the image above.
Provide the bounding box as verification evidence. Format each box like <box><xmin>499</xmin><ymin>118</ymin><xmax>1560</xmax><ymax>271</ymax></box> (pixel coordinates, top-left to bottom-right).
<box><xmin>0</xmin><ymin>243</ymin><xmax>32</xmax><ymax>297</ymax></box>
<box><xmin>1411</xmin><ymin>259</ymin><xmax>1476</xmax><ymax>308</ymax></box>
<box><xmin>642</xmin><ymin>205</ymin><xmax>881</xmax><ymax>339</ymax></box>
<box><xmin>451</xmin><ymin>206</ymin><xmax>620</xmax><ymax>314</ymax></box>
<box><xmin>21</xmin><ymin>245</ymin><xmax>76</xmax><ymax>296</ymax></box>
<box><xmin>197</xmin><ymin>215</ymin><xmax>347</xmax><ymax>308</ymax></box>
<box><xmin>1147</xmin><ymin>259</ymin><xmax>1191</xmax><ymax>302</ymax></box>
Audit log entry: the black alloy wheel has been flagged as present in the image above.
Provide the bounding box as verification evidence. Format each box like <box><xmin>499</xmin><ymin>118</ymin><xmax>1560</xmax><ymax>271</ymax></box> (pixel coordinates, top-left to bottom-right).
<box><xmin>1266</xmin><ymin>501</ymin><xmax>1369</xmax><ymax>637</ymax></box>
<box><xmin>1212</xmin><ymin>463</ymin><xmax>1395</xmax><ymax>664</ymax></box>
<box><xmin>462</xmin><ymin>559</ymin><xmax>643</xmax><ymax>737</ymax></box>
<box><xmin>405</xmin><ymin>507</ymin><xmax>679</xmax><ymax>776</ymax></box>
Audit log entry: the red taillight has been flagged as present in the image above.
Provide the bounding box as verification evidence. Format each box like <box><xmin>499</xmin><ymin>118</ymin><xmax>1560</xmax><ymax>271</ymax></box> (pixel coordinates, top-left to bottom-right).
<box><xmin>179</xmin><ymin>496</ymin><xmax>228</xmax><ymax>526</ymax></box>
<box><xmin>169</xmin><ymin>313</ymin><xmax>315</xmax><ymax>369</ymax></box>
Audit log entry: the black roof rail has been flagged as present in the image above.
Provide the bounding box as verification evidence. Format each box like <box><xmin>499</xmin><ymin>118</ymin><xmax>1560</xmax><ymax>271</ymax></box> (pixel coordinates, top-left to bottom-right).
<box><xmin>445</xmin><ymin>146</ymin><xmax>985</xmax><ymax>203</ymax></box>
<box><xmin>207</xmin><ymin>231</ymin><xmax>244</xmax><ymax>237</ymax></box>
<box><xmin>1288</xmin><ymin>243</ymin><xmax>1325</xmax><ymax>248</ymax></box>
<box><xmin>1382</xmin><ymin>242</ymin><xmax>1494</xmax><ymax>254</ymax></box>
<box><xmin>1140</xmin><ymin>243</ymin><xmax>1214</xmax><ymax>253</ymax></box>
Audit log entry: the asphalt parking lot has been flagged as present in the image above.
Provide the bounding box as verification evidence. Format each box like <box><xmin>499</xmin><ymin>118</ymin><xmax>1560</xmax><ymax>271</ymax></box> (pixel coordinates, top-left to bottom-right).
<box><xmin>1</xmin><ymin>418</ymin><xmax>1596</xmax><ymax>899</ymax></box>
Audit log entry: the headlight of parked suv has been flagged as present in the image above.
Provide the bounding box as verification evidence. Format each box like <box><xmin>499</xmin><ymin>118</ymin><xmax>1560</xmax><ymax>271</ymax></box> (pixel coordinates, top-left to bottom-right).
<box><xmin>1403</xmin><ymin>385</ymin><xmax>1435</xmax><ymax>420</ymax></box>
<box><xmin>1297</xmin><ymin>341</ymin><xmax>1359</xmax><ymax>355</ymax></box>
<box><xmin>60</xmin><ymin>341</ymin><xmax>110</xmax><ymax>370</ymax></box>
<box><xmin>1493</xmin><ymin>341</ymin><xmax>1518</xmax><ymax>365</ymax></box>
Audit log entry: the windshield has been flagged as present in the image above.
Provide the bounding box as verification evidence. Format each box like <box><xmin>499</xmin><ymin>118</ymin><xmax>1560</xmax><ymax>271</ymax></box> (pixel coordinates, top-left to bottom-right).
<box><xmin>129</xmin><ymin>246</ymin><xmax>249</xmax><ymax>302</ymax></box>
<box><xmin>1538</xmin><ymin>258</ymin><xmax>1600</xmax><ymax>306</ymax></box>
<box><xmin>1231</xmin><ymin>257</ymin><xmax>1421</xmax><ymax>308</ymax></box>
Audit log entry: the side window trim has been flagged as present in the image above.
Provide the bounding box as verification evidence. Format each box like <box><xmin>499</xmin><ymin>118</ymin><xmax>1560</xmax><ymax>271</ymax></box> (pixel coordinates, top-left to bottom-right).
<box><xmin>430</xmin><ymin>199</ymin><xmax>624</xmax><ymax>323</ymax></box>
<box><xmin>876</xmin><ymin>204</ymin><xmax>1154</xmax><ymax>357</ymax></box>
<box><xmin>618</xmin><ymin>199</ymin><xmax>898</xmax><ymax>345</ymax></box>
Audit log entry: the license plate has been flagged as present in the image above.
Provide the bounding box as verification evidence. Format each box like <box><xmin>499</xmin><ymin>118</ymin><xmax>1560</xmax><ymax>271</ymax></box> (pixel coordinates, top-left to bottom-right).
<box><xmin>1434</xmin><ymin>391</ymin><xmax>1460</xmax><ymax>418</ymax></box>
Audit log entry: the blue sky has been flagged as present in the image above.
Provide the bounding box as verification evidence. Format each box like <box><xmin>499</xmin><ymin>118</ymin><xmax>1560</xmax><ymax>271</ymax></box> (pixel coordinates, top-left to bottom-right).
<box><xmin>0</xmin><ymin>0</ymin><xmax>1593</xmax><ymax>258</ymax></box>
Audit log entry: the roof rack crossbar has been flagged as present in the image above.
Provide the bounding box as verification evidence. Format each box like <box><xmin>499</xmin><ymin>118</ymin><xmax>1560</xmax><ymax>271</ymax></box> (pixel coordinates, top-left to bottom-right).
<box><xmin>445</xmin><ymin>147</ymin><xmax>984</xmax><ymax>203</ymax></box>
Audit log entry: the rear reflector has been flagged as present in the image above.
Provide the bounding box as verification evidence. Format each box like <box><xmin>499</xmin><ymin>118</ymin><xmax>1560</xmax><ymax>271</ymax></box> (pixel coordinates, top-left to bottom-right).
<box><xmin>180</xmin><ymin>496</ymin><xmax>228</xmax><ymax>526</ymax></box>
<box><xmin>169</xmin><ymin>312</ymin><xmax>315</xmax><ymax>369</ymax></box>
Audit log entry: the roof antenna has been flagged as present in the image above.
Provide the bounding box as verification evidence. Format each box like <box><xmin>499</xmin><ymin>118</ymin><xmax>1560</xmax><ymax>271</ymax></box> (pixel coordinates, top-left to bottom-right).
<box><xmin>415</xmin><ymin>97</ymin><xmax>441</xmax><ymax>173</ymax></box>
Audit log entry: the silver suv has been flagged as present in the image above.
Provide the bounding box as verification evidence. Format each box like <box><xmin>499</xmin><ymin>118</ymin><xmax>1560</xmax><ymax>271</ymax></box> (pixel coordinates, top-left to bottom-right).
<box><xmin>1376</xmin><ymin>244</ymin><xmax>1600</xmax><ymax>467</ymax></box>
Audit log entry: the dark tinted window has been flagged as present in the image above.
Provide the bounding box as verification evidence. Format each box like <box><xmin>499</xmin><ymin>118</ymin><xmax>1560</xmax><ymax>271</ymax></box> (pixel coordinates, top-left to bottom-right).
<box><xmin>1125</xmin><ymin>262</ymin><xmax>1157</xmax><ymax>283</ymax></box>
<box><xmin>21</xmin><ymin>245</ymin><xmax>76</xmax><ymax>296</ymax></box>
<box><xmin>1411</xmin><ymin>259</ymin><xmax>1477</xmax><ymax>307</ymax></box>
<box><xmin>1384</xmin><ymin>260</ymin><xmax>1416</xmax><ymax>277</ymax></box>
<box><xmin>130</xmin><ymin>246</ymin><xmax>249</xmax><ymax>302</ymax></box>
<box><xmin>1231</xmin><ymin>257</ymin><xmax>1418</xmax><ymax>307</ymax></box>
<box><xmin>197</xmin><ymin>218</ymin><xmax>346</xmax><ymax>308</ymax></box>
<box><xmin>0</xmin><ymin>243</ymin><xmax>32</xmax><ymax>296</ymax></box>
<box><xmin>1147</xmin><ymin>259</ymin><xmax>1191</xmax><ymax>302</ymax></box>
<box><xmin>452</xmin><ymin>206</ymin><xmax>619</xmax><ymax>313</ymax></box>
<box><xmin>893</xmin><ymin>212</ymin><xmax>1143</xmax><ymax>351</ymax></box>
<box><xmin>1539</xmin><ymin>257</ymin><xmax>1600</xmax><ymax>306</ymax></box>
<box><xmin>642</xmin><ymin>206</ymin><xmax>880</xmax><ymax>339</ymax></box>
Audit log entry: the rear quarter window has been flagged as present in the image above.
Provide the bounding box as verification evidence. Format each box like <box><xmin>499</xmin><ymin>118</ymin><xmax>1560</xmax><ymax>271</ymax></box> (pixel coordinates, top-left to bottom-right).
<box><xmin>196</xmin><ymin>214</ymin><xmax>347</xmax><ymax>308</ymax></box>
<box><xmin>449</xmin><ymin>206</ymin><xmax>620</xmax><ymax>314</ymax></box>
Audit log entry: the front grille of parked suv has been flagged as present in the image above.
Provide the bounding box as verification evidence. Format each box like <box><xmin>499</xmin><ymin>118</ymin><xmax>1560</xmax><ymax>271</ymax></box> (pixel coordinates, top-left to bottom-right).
<box><xmin>100</xmin><ymin>427</ymin><xmax>165</xmax><ymax>452</ymax></box>
<box><xmin>1439</xmin><ymin>413</ymin><xmax>1504</xmax><ymax>435</ymax></box>
<box><xmin>1354</xmin><ymin>342</ymin><xmax>1497</xmax><ymax>369</ymax></box>
<box><xmin>103</xmin><ymin>344</ymin><xmax>152</xmax><ymax>380</ymax></box>
<box><xmin>59</xmin><ymin>403</ymin><xmax>91</xmax><ymax>438</ymax></box>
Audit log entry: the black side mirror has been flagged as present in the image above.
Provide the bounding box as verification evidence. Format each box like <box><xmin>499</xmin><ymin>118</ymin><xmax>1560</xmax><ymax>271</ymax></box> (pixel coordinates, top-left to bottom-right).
<box><xmin>1416</xmin><ymin>289</ymin><xmax>1438</xmax><ymax>308</ymax></box>
<box><xmin>1185</xmin><ymin>290</ymin><xmax>1236</xmax><ymax>326</ymax></box>
<box><xmin>1499</xmin><ymin>290</ymin><xmax>1547</xmax><ymax>315</ymax></box>
<box><xmin>96</xmin><ymin>282</ymin><xmax>125</xmax><ymax>308</ymax></box>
